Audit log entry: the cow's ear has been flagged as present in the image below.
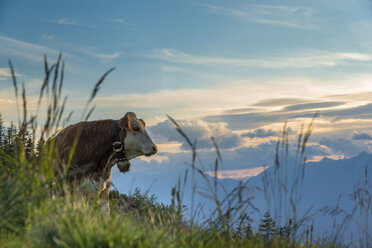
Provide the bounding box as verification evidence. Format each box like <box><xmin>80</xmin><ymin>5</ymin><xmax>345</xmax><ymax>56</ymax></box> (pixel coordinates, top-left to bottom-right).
<box><xmin>119</xmin><ymin>114</ymin><xmax>132</xmax><ymax>130</ymax></box>
<box><xmin>127</xmin><ymin>114</ymin><xmax>133</xmax><ymax>130</ymax></box>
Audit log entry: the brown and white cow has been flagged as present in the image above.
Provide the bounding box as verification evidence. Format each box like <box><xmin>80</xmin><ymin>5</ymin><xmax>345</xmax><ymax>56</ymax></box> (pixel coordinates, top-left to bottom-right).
<box><xmin>52</xmin><ymin>112</ymin><xmax>157</xmax><ymax>213</ymax></box>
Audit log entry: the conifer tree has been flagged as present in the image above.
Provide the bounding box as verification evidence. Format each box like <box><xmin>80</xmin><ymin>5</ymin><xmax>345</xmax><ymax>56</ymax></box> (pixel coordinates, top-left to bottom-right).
<box><xmin>236</xmin><ymin>214</ymin><xmax>253</xmax><ymax>239</ymax></box>
<box><xmin>258</xmin><ymin>211</ymin><xmax>277</xmax><ymax>240</ymax></box>
<box><xmin>25</xmin><ymin>131</ymin><xmax>34</xmax><ymax>160</ymax></box>
<box><xmin>0</xmin><ymin>113</ymin><xmax>4</xmax><ymax>150</ymax></box>
<box><xmin>16</xmin><ymin>121</ymin><xmax>34</xmax><ymax>160</ymax></box>
<box><xmin>245</xmin><ymin>223</ymin><xmax>253</xmax><ymax>239</ymax></box>
<box><xmin>4</xmin><ymin>121</ymin><xmax>17</xmax><ymax>156</ymax></box>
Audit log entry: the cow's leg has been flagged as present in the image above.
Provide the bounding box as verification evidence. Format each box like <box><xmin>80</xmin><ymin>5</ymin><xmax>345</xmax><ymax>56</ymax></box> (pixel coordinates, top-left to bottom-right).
<box><xmin>99</xmin><ymin>177</ymin><xmax>111</xmax><ymax>214</ymax></box>
<box><xmin>92</xmin><ymin>168</ymin><xmax>112</xmax><ymax>215</ymax></box>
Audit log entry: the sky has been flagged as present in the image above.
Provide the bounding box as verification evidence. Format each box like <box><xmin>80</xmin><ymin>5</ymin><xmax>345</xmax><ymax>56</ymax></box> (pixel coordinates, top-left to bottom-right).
<box><xmin>1</xmin><ymin>0</ymin><xmax>372</xmax><ymax>187</ymax></box>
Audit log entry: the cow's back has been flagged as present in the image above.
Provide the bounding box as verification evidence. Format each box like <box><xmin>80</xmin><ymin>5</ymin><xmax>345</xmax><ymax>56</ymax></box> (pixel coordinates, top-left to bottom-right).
<box><xmin>53</xmin><ymin>119</ymin><xmax>113</xmax><ymax>178</ymax></box>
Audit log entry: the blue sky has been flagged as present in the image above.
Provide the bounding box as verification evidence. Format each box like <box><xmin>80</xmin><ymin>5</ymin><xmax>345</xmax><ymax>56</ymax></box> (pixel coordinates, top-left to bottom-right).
<box><xmin>1</xmin><ymin>0</ymin><xmax>372</xmax><ymax>185</ymax></box>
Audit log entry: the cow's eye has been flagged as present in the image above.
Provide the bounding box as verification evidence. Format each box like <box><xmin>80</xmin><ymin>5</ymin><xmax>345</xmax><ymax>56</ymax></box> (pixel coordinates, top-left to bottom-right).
<box><xmin>133</xmin><ymin>126</ymin><xmax>140</xmax><ymax>132</ymax></box>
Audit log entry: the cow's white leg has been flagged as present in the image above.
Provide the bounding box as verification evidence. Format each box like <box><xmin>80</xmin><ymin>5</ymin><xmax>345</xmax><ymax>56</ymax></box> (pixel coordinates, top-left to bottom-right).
<box><xmin>98</xmin><ymin>179</ymin><xmax>111</xmax><ymax>214</ymax></box>
<box><xmin>91</xmin><ymin>171</ymin><xmax>112</xmax><ymax>215</ymax></box>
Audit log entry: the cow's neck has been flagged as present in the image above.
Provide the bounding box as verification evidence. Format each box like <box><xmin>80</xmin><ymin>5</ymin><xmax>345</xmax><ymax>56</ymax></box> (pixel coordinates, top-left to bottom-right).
<box><xmin>95</xmin><ymin>120</ymin><xmax>126</xmax><ymax>163</ymax></box>
<box><xmin>111</xmin><ymin>120</ymin><xmax>127</xmax><ymax>149</ymax></box>
<box><xmin>111</xmin><ymin>119</ymin><xmax>128</xmax><ymax>159</ymax></box>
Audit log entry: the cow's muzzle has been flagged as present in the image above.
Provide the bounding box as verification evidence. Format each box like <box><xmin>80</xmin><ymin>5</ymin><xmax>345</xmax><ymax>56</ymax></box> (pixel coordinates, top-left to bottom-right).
<box><xmin>146</xmin><ymin>145</ymin><xmax>158</xmax><ymax>157</ymax></box>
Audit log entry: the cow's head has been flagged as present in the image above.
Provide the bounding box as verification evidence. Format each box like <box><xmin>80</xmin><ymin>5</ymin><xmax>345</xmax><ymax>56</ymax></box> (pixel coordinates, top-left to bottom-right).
<box><xmin>119</xmin><ymin>112</ymin><xmax>157</xmax><ymax>159</ymax></box>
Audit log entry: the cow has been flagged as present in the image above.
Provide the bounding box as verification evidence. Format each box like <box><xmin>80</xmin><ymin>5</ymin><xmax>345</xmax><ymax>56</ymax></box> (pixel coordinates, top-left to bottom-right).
<box><xmin>52</xmin><ymin>112</ymin><xmax>157</xmax><ymax>213</ymax></box>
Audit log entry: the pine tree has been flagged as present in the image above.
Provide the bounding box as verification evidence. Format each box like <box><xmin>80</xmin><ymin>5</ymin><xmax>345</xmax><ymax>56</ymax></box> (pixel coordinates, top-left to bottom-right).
<box><xmin>245</xmin><ymin>223</ymin><xmax>253</xmax><ymax>239</ymax></box>
<box><xmin>16</xmin><ymin>121</ymin><xmax>34</xmax><ymax>160</ymax></box>
<box><xmin>0</xmin><ymin>113</ymin><xmax>4</xmax><ymax>150</ymax></box>
<box><xmin>4</xmin><ymin>121</ymin><xmax>17</xmax><ymax>156</ymax></box>
<box><xmin>258</xmin><ymin>211</ymin><xmax>277</xmax><ymax>240</ymax></box>
<box><xmin>25</xmin><ymin>131</ymin><xmax>34</xmax><ymax>160</ymax></box>
<box><xmin>236</xmin><ymin>214</ymin><xmax>254</xmax><ymax>239</ymax></box>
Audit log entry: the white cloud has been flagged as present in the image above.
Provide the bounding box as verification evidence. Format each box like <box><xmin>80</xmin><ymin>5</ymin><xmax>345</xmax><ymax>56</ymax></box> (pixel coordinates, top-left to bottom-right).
<box><xmin>81</xmin><ymin>49</ymin><xmax>121</xmax><ymax>62</ymax></box>
<box><xmin>0</xmin><ymin>35</ymin><xmax>57</xmax><ymax>62</ymax></box>
<box><xmin>0</xmin><ymin>35</ymin><xmax>81</xmax><ymax>63</ymax></box>
<box><xmin>55</xmin><ymin>18</ymin><xmax>85</xmax><ymax>26</ymax></box>
<box><xmin>148</xmin><ymin>48</ymin><xmax>372</xmax><ymax>68</ymax></box>
<box><xmin>0</xmin><ymin>68</ymin><xmax>23</xmax><ymax>77</ymax></box>
<box><xmin>138</xmin><ymin>154</ymin><xmax>169</xmax><ymax>164</ymax></box>
<box><xmin>149</xmin><ymin>119</ymin><xmax>243</xmax><ymax>150</ymax></box>
<box><xmin>87</xmin><ymin>74</ymin><xmax>372</xmax><ymax>127</ymax></box>
<box><xmin>42</xmin><ymin>34</ymin><xmax>54</xmax><ymax>40</ymax></box>
<box><xmin>204</xmin><ymin>4</ymin><xmax>317</xmax><ymax>29</ymax></box>
<box><xmin>352</xmin><ymin>132</ymin><xmax>372</xmax><ymax>141</ymax></box>
<box><xmin>93</xmin><ymin>52</ymin><xmax>120</xmax><ymax>61</ymax></box>
<box><xmin>318</xmin><ymin>137</ymin><xmax>372</xmax><ymax>157</ymax></box>
<box><xmin>242</xmin><ymin>128</ymin><xmax>279</xmax><ymax>138</ymax></box>
<box><xmin>0</xmin><ymin>68</ymin><xmax>12</xmax><ymax>77</ymax></box>
<box><xmin>111</xmin><ymin>18</ymin><xmax>127</xmax><ymax>24</ymax></box>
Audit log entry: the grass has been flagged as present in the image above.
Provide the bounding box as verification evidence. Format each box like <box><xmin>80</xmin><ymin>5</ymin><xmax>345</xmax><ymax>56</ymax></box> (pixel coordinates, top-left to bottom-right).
<box><xmin>0</xmin><ymin>159</ymin><xmax>305</xmax><ymax>248</ymax></box>
<box><xmin>0</xmin><ymin>54</ymin><xmax>370</xmax><ymax>247</ymax></box>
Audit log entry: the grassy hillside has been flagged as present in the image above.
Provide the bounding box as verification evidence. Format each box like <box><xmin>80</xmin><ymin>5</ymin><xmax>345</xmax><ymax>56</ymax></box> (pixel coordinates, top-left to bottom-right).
<box><xmin>0</xmin><ymin>151</ymin><xmax>329</xmax><ymax>248</ymax></box>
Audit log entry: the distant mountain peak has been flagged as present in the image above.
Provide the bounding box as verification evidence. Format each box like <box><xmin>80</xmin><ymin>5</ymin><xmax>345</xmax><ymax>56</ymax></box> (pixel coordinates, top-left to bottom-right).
<box><xmin>350</xmin><ymin>151</ymin><xmax>372</xmax><ymax>163</ymax></box>
<box><xmin>320</xmin><ymin>156</ymin><xmax>333</xmax><ymax>162</ymax></box>
<box><xmin>310</xmin><ymin>152</ymin><xmax>372</xmax><ymax>167</ymax></box>
<box><xmin>357</xmin><ymin>151</ymin><xmax>370</xmax><ymax>157</ymax></box>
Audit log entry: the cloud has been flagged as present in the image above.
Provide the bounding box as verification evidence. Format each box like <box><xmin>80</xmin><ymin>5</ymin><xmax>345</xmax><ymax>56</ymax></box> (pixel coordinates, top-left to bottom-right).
<box><xmin>54</xmin><ymin>18</ymin><xmax>86</xmax><ymax>26</ymax></box>
<box><xmin>352</xmin><ymin>132</ymin><xmax>372</xmax><ymax>141</ymax></box>
<box><xmin>207</xmin><ymin>103</ymin><xmax>372</xmax><ymax>130</ymax></box>
<box><xmin>292</xmin><ymin>103</ymin><xmax>372</xmax><ymax>120</ymax></box>
<box><xmin>223</xmin><ymin>107</ymin><xmax>258</xmax><ymax>114</ymax></box>
<box><xmin>133</xmin><ymin>140</ymin><xmax>280</xmax><ymax>171</ymax></box>
<box><xmin>284</xmin><ymin>101</ymin><xmax>346</xmax><ymax>111</ymax></box>
<box><xmin>90</xmin><ymin>75</ymin><xmax>372</xmax><ymax>132</ymax></box>
<box><xmin>0</xmin><ymin>68</ymin><xmax>12</xmax><ymax>77</ymax></box>
<box><xmin>138</xmin><ymin>154</ymin><xmax>169</xmax><ymax>164</ymax></box>
<box><xmin>147</xmin><ymin>49</ymin><xmax>372</xmax><ymax>69</ymax></box>
<box><xmin>0</xmin><ymin>68</ymin><xmax>23</xmax><ymax>77</ymax></box>
<box><xmin>222</xmin><ymin>141</ymin><xmax>279</xmax><ymax>168</ymax></box>
<box><xmin>0</xmin><ymin>35</ymin><xmax>58</xmax><ymax>62</ymax></box>
<box><xmin>82</xmin><ymin>49</ymin><xmax>121</xmax><ymax>62</ymax></box>
<box><xmin>326</xmin><ymin>91</ymin><xmax>372</xmax><ymax>102</ymax></box>
<box><xmin>0</xmin><ymin>35</ymin><xmax>80</xmax><ymax>63</ymax></box>
<box><xmin>204</xmin><ymin>4</ymin><xmax>316</xmax><ymax>29</ymax></box>
<box><xmin>304</xmin><ymin>144</ymin><xmax>330</xmax><ymax>157</ymax></box>
<box><xmin>205</xmin><ymin>99</ymin><xmax>372</xmax><ymax>131</ymax></box>
<box><xmin>149</xmin><ymin>119</ymin><xmax>243</xmax><ymax>150</ymax></box>
<box><xmin>253</xmin><ymin>98</ymin><xmax>307</xmax><ymax>107</ymax></box>
<box><xmin>215</xmin><ymin>134</ymin><xmax>243</xmax><ymax>149</ymax></box>
<box><xmin>319</xmin><ymin>137</ymin><xmax>360</xmax><ymax>156</ymax></box>
<box><xmin>242</xmin><ymin>128</ymin><xmax>278</xmax><ymax>138</ymax></box>
<box><xmin>204</xmin><ymin>111</ymin><xmax>284</xmax><ymax>130</ymax></box>
<box><xmin>93</xmin><ymin>80</ymin><xmax>290</xmax><ymax>123</ymax></box>
<box><xmin>111</xmin><ymin>18</ymin><xmax>127</xmax><ymax>24</ymax></box>
<box><xmin>42</xmin><ymin>34</ymin><xmax>54</xmax><ymax>40</ymax></box>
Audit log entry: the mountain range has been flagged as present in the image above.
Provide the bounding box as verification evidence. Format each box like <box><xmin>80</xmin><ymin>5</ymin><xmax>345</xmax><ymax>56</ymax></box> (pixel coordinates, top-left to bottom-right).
<box><xmin>218</xmin><ymin>151</ymin><xmax>372</xmax><ymax>241</ymax></box>
<box><xmin>112</xmin><ymin>151</ymin><xmax>372</xmax><ymax>242</ymax></box>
